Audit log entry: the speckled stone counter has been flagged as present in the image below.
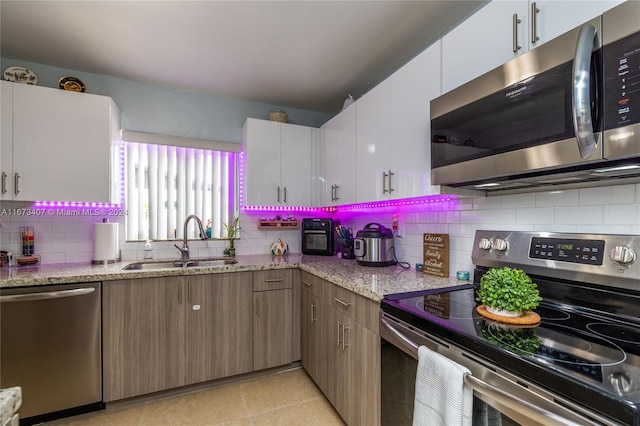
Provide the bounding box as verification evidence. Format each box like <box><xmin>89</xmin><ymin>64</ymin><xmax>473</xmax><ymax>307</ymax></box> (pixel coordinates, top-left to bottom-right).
<box><xmin>0</xmin><ymin>254</ymin><xmax>467</xmax><ymax>301</ymax></box>
<box><xmin>0</xmin><ymin>387</ymin><xmax>21</xmax><ymax>426</ymax></box>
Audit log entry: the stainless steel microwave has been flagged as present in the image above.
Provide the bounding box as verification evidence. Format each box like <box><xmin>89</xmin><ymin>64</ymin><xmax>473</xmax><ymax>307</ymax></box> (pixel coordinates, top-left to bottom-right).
<box><xmin>431</xmin><ymin>1</ymin><xmax>640</xmax><ymax>193</ymax></box>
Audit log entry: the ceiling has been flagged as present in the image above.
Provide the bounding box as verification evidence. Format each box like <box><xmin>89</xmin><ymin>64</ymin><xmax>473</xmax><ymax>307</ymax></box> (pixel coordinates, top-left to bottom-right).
<box><xmin>1</xmin><ymin>1</ymin><xmax>486</xmax><ymax>114</ymax></box>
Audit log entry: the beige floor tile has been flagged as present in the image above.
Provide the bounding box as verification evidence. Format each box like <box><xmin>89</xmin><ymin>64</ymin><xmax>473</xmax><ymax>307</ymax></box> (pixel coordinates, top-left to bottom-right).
<box><xmin>48</xmin><ymin>405</ymin><xmax>145</xmax><ymax>425</ymax></box>
<box><xmin>250</xmin><ymin>397</ymin><xmax>345</xmax><ymax>426</ymax></box>
<box><xmin>140</xmin><ymin>383</ymin><xmax>248</xmax><ymax>425</ymax></box>
<box><xmin>45</xmin><ymin>368</ymin><xmax>341</xmax><ymax>426</ymax></box>
<box><xmin>241</xmin><ymin>369</ymin><xmax>323</xmax><ymax>416</ymax></box>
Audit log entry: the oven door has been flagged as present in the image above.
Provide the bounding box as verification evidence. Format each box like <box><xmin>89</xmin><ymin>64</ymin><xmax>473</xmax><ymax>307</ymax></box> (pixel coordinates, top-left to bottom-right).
<box><xmin>380</xmin><ymin>312</ymin><xmax>610</xmax><ymax>426</ymax></box>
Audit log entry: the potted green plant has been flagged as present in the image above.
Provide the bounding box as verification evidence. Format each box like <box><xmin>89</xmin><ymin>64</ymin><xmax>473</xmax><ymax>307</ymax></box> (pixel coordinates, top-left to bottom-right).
<box><xmin>476</xmin><ymin>267</ymin><xmax>542</xmax><ymax>317</ymax></box>
<box><xmin>223</xmin><ymin>216</ymin><xmax>241</xmax><ymax>257</ymax></box>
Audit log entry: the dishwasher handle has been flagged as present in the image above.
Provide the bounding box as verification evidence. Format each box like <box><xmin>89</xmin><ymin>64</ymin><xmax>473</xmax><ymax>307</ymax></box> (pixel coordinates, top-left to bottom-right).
<box><xmin>0</xmin><ymin>287</ymin><xmax>96</xmax><ymax>303</ymax></box>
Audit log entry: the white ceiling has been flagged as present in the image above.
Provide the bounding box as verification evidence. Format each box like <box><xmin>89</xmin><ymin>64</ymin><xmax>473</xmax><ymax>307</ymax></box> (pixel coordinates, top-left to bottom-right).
<box><xmin>1</xmin><ymin>1</ymin><xmax>486</xmax><ymax>114</ymax></box>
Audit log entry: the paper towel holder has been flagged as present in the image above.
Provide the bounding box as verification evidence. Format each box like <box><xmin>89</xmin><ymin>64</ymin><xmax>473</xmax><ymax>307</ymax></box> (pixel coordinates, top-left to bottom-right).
<box><xmin>92</xmin><ymin>218</ymin><xmax>121</xmax><ymax>265</ymax></box>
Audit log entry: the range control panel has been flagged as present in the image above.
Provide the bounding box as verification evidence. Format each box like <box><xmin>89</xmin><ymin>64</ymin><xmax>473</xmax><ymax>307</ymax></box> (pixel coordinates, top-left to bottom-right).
<box><xmin>471</xmin><ymin>231</ymin><xmax>639</xmax><ymax>291</ymax></box>
<box><xmin>529</xmin><ymin>237</ymin><xmax>606</xmax><ymax>265</ymax></box>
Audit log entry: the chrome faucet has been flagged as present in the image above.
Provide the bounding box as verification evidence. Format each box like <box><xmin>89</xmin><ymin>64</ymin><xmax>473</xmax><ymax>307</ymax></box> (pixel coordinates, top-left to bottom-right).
<box><xmin>174</xmin><ymin>214</ymin><xmax>208</xmax><ymax>264</ymax></box>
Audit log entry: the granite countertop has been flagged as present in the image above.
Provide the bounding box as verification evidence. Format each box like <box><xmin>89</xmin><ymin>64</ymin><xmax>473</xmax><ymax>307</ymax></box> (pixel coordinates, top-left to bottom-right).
<box><xmin>0</xmin><ymin>387</ymin><xmax>21</xmax><ymax>425</ymax></box>
<box><xmin>0</xmin><ymin>254</ymin><xmax>467</xmax><ymax>301</ymax></box>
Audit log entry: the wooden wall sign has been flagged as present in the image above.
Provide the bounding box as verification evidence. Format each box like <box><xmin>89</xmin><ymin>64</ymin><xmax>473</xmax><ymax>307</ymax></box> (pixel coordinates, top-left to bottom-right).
<box><xmin>423</xmin><ymin>233</ymin><xmax>449</xmax><ymax>278</ymax></box>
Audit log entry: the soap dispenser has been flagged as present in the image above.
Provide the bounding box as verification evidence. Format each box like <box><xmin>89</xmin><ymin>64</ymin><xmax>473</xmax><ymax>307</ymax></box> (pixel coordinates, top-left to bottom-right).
<box><xmin>144</xmin><ymin>240</ymin><xmax>154</xmax><ymax>259</ymax></box>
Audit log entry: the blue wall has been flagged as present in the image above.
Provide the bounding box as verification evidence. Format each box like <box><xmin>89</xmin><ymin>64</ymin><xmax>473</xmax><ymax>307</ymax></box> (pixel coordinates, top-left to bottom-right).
<box><xmin>1</xmin><ymin>57</ymin><xmax>333</xmax><ymax>143</ymax></box>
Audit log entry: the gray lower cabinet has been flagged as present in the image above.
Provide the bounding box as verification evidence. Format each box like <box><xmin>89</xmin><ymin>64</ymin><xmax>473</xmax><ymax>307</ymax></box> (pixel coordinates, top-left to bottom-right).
<box><xmin>301</xmin><ymin>282</ymin><xmax>323</xmax><ymax>385</ymax></box>
<box><xmin>253</xmin><ymin>269</ymin><xmax>294</xmax><ymax>371</ymax></box>
<box><xmin>300</xmin><ymin>271</ymin><xmax>381</xmax><ymax>426</ymax></box>
<box><xmin>103</xmin><ymin>272</ymin><xmax>253</xmax><ymax>401</ymax></box>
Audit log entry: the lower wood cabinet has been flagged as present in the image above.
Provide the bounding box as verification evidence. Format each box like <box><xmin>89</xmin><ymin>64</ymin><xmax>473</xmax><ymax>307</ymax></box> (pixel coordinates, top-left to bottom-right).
<box><xmin>300</xmin><ymin>272</ymin><xmax>381</xmax><ymax>426</ymax></box>
<box><xmin>103</xmin><ymin>272</ymin><xmax>253</xmax><ymax>401</ymax></box>
<box><xmin>301</xmin><ymin>285</ymin><xmax>323</xmax><ymax>386</ymax></box>
<box><xmin>253</xmin><ymin>269</ymin><xmax>294</xmax><ymax>371</ymax></box>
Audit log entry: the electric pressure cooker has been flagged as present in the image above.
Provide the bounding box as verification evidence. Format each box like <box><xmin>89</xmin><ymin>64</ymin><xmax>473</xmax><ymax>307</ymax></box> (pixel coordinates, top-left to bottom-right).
<box><xmin>353</xmin><ymin>223</ymin><xmax>395</xmax><ymax>267</ymax></box>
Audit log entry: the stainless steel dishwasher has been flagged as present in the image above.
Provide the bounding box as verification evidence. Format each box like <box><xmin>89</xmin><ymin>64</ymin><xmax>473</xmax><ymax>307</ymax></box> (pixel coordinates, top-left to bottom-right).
<box><xmin>0</xmin><ymin>282</ymin><xmax>103</xmax><ymax>424</ymax></box>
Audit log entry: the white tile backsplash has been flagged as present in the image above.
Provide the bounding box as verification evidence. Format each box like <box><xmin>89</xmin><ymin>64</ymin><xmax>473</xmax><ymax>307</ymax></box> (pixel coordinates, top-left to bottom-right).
<box><xmin>1</xmin><ymin>184</ymin><xmax>639</xmax><ymax>274</ymax></box>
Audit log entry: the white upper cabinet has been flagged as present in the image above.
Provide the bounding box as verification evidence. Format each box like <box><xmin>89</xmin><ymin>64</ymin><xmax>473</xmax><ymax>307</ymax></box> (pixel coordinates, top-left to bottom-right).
<box><xmin>1</xmin><ymin>81</ymin><xmax>13</xmax><ymax>201</ymax></box>
<box><xmin>355</xmin><ymin>80</ymin><xmax>391</xmax><ymax>203</ymax></box>
<box><xmin>242</xmin><ymin>118</ymin><xmax>313</xmax><ymax>207</ymax></box>
<box><xmin>442</xmin><ymin>0</ymin><xmax>624</xmax><ymax>94</ymax></box>
<box><xmin>442</xmin><ymin>1</ymin><xmax>529</xmax><ymax>94</ymax></box>
<box><xmin>1</xmin><ymin>81</ymin><xmax>120</xmax><ymax>203</ymax></box>
<box><xmin>389</xmin><ymin>40</ymin><xmax>442</xmax><ymax>198</ymax></box>
<box><xmin>530</xmin><ymin>1</ymin><xmax>625</xmax><ymax>50</ymax></box>
<box><xmin>355</xmin><ymin>40</ymin><xmax>442</xmax><ymax>203</ymax></box>
<box><xmin>321</xmin><ymin>105</ymin><xmax>357</xmax><ymax>206</ymax></box>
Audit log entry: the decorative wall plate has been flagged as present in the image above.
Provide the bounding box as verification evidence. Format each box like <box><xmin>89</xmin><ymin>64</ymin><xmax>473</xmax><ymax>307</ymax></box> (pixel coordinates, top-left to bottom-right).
<box><xmin>3</xmin><ymin>66</ymin><xmax>38</xmax><ymax>85</ymax></box>
<box><xmin>58</xmin><ymin>76</ymin><xmax>86</xmax><ymax>92</ymax></box>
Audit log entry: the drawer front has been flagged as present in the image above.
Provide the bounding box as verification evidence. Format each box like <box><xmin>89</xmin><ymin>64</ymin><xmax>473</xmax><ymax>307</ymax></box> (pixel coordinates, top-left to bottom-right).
<box><xmin>300</xmin><ymin>270</ymin><xmax>323</xmax><ymax>299</ymax></box>
<box><xmin>325</xmin><ymin>281</ymin><xmax>379</xmax><ymax>334</ymax></box>
<box><xmin>253</xmin><ymin>269</ymin><xmax>292</xmax><ymax>291</ymax></box>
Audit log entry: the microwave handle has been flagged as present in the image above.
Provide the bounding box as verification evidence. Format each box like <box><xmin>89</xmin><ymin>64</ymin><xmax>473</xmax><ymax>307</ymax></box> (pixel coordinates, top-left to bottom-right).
<box><xmin>572</xmin><ymin>24</ymin><xmax>598</xmax><ymax>159</ymax></box>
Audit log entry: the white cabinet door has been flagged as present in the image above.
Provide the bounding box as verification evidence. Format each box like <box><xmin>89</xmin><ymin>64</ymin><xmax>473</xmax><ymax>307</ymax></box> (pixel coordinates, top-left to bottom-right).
<box><xmin>11</xmin><ymin>84</ymin><xmax>118</xmax><ymax>203</ymax></box>
<box><xmin>321</xmin><ymin>116</ymin><xmax>337</xmax><ymax>206</ymax></box>
<box><xmin>355</xmin><ymin>80</ymin><xmax>391</xmax><ymax>203</ymax></box>
<box><xmin>243</xmin><ymin>118</ymin><xmax>281</xmax><ymax>206</ymax></box>
<box><xmin>243</xmin><ymin>118</ymin><xmax>316</xmax><ymax>207</ymax></box>
<box><xmin>331</xmin><ymin>105</ymin><xmax>357</xmax><ymax>205</ymax></box>
<box><xmin>442</xmin><ymin>1</ymin><xmax>528</xmax><ymax>94</ymax></box>
<box><xmin>389</xmin><ymin>40</ymin><xmax>442</xmax><ymax>199</ymax></box>
<box><xmin>1</xmin><ymin>81</ymin><xmax>12</xmax><ymax>200</ymax></box>
<box><xmin>281</xmin><ymin>123</ymin><xmax>312</xmax><ymax>206</ymax></box>
<box><xmin>529</xmin><ymin>0</ymin><xmax>624</xmax><ymax>49</ymax></box>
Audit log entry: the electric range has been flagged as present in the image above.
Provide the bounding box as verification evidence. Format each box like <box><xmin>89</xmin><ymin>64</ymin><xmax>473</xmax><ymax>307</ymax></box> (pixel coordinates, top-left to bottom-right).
<box><xmin>381</xmin><ymin>230</ymin><xmax>640</xmax><ymax>425</ymax></box>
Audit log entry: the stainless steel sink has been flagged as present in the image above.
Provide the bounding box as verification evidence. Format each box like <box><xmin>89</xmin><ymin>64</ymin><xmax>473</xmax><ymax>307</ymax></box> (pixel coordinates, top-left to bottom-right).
<box><xmin>122</xmin><ymin>257</ymin><xmax>238</xmax><ymax>271</ymax></box>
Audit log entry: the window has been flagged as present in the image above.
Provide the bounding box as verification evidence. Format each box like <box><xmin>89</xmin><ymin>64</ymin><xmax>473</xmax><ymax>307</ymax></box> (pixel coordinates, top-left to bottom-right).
<box><xmin>124</xmin><ymin>136</ymin><xmax>238</xmax><ymax>241</ymax></box>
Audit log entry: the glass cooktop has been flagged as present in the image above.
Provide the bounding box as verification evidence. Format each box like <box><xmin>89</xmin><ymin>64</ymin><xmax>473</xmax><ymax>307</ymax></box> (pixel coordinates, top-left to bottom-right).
<box><xmin>382</xmin><ymin>284</ymin><xmax>640</xmax><ymax>425</ymax></box>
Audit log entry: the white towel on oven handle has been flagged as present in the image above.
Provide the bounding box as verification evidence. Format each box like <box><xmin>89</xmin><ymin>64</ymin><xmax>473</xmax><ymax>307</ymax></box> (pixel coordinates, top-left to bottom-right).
<box><xmin>413</xmin><ymin>345</ymin><xmax>473</xmax><ymax>426</ymax></box>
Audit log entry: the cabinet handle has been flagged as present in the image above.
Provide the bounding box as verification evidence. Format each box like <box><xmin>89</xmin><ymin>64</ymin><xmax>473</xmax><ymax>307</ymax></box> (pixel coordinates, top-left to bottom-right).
<box><xmin>277</xmin><ymin>186</ymin><xmax>281</xmax><ymax>203</ymax></box>
<box><xmin>389</xmin><ymin>170</ymin><xmax>395</xmax><ymax>193</ymax></box>
<box><xmin>337</xmin><ymin>321</ymin><xmax>343</xmax><ymax>347</ymax></box>
<box><xmin>311</xmin><ymin>302</ymin><xmax>316</xmax><ymax>323</ymax></box>
<box><xmin>382</xmin><ymin>171</ymin><xmax>388</xmax><ymax>194</ymax></box>
<box><xmin>14</xmin><ymin>173</ymin><xmax>20</xmax><ymax>195</ymax></box>
<box><xmin>1</xmin><ymin>172</ymin><xmax>6</xmax><ymax>194</ymax></box>
<box><xmin>531</xmin><ymin>2</ymin><xmax>540</xmax><ymax>44</ymax></box>
<box><xmin>513</xmin><ymin>13</ymin><xmax>522</xmax><ymax>53</ymax></box>
<box><xmin>334</xmin><ymin>297</ymin><xmax>351</xmax><ymax>308</ymax></box>
<box><xmin>284</xmin><ymin>187</ymin><xmax>287</xmax><ymax>203</ymax></box>
<box><xmin>265</xmin><ymin>278</ymin><xmax>284</xmax><ymax>283</ymax></box>
<box><xmin>342</xmin><ymin>325</ymin><xmax>349</xmax><ymax>350</ymax></box>
<box><xmin>331</xmin><ymin>184</ymin><xmax>336</xmax><ymax>201</ymax></box>
<box><xmin>187</xmin><ymin>282</ymin><xmax>192</xmax><ymax>303</ymax></box>
<box><xmin>334</xmin><ymin>185</ymin><xmax>340</xmax><ymax>201</ymax></box>
<box><xmin>302</xmin><ymin>280</ymin><xmax>312</xmax><ymax>287</ymax></box>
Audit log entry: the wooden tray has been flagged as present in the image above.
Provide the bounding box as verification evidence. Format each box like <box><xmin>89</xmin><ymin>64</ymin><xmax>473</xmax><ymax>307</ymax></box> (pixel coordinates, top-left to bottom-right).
<box><xmin>258</xmin><ymin>220</ymin><xmax>299</xmax><ymax>229</ymax></box>
<box><xmin>477</xmin><ymin>305</ymin><xmax>541</xmax><ymax>325</ymax></box>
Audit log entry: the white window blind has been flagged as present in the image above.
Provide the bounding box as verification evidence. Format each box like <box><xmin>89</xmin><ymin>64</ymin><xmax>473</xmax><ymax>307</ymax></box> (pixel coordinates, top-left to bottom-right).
<box><xmin>125</xmin><ymin>142</ymin><xmax>237</xmax><ymax>241</ymax></box>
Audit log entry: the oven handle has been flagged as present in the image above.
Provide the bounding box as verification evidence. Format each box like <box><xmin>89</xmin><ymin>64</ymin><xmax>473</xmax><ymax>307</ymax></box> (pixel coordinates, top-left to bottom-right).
<box><xmin>572</xmin><ymin>24</ymin><xmax>599</xmax><ymax>160</ymax></box>
<box><xmin>380</xmin><ymin>317</ymin><xmax>597</xmax><ymax>426</ymax></box>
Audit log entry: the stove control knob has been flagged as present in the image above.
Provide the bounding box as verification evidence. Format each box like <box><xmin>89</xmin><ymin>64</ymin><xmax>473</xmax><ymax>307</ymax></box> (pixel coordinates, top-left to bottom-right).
<box><xmin>479</xmin><ymin>238</ymin><xmax>492</xmax><ymax>250</ymax></box>
<box><xmin>609</xmin><ymin>372</ymin><xmax>633</xmax><ymax>393</ymax></box>
<box><xmin>610</xmin><ymin>246</ymin><xmax>636</xmax><ymax>265</ymax></box>
<box><xmin>492</xmin><ymin>238</ymin><xmax>508</xmax><ymax>252</ymax></box>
